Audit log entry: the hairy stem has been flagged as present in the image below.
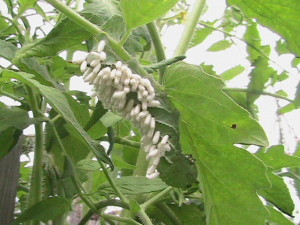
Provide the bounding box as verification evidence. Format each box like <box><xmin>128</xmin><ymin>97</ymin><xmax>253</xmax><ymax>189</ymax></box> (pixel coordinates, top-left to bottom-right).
<box><xmin>174</xmin><ymin>0</ymin><xmax>206</xmax><ymax>56</ymax></box>
<box><xmin>136</xmin><ymin>210</ymin><xmax>154</xmax><ymax>225</ymax></box>
<box><xmin>26</xmin><ymin>87</ymin><xmax>44</xmax><ymax>225</ymax></box>
<box><xmin>222</xmin><ymin>87</ymin><xmax>293</xmax><ymax>102</ymax></box>
<box><xmin>146</xmin><ymin>22</ymin><xmax>166</xmax><ymax>83</ymax></box>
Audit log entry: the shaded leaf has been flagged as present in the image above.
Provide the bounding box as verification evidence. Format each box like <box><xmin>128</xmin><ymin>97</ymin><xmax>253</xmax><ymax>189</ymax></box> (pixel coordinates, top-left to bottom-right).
<box><xmin>0</xmin><ymin>127</ymin><xmax>22</xmax><ymax>159</ymax></box>
<box><xmin>149</xmin><ymin>203</ymin><xmax>206</xmax><ymax>225</ymax></box>
<box><xmin>14</xmin><ymin>197</ymin><xmax>70</xmax><ymax>224</ymax></box>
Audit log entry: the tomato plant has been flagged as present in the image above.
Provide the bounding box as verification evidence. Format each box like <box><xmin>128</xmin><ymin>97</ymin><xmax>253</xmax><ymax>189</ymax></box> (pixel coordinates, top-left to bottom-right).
<box><xmin>0</xmin><ymin>0</ymin><xmax>299</xmax><ymax>224</ymax></box>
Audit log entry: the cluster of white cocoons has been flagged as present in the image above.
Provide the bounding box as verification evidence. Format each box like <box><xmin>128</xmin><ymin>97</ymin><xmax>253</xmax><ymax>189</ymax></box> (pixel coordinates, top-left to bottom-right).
<box><xmin>79</xmin><ymin>40</ymin><xmax>172</xmax><ymax>179</ymax></box>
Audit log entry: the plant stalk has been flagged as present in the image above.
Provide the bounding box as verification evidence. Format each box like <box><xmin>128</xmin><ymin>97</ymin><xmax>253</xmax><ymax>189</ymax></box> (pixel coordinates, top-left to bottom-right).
<box><xmin>142</xmin><ymin>186</ymin><xmax>173</xmax><ymax>210</ymax></box>
<box><xmin>26</xmin><ymin>87</ymin><xmax>44</xmax><ymax>225</ymax></box>
<box><xmin>100</xmin><ymin>136</ymin><xmax>141</xmax><ymax>149</ymax></box>
<box><xmin>222</xmin><ymin>87</ymin><xmax>293</xmax><ymax>102</ymax></box>
<box><xmin>146</xmin><ymin>22</ymin><xmax>166</xmax><ymax>83</ymax></box>
<box><xmin>174</xmin><ymin>0</ymin><xmax>206</xmax><ymax>56</ymax></box>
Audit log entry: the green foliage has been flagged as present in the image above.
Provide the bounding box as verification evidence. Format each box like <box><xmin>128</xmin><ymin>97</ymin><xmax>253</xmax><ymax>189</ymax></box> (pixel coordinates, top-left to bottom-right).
<box><xmin>100</xmin><ymin>176</ymin><xmax>168</xmax><ymax>195</ymax></box>
<box><xmin>120</xmin><ymin>0</ymin><xmax>179</xmax><ymax>31</ymax></box>
<box><xmin>0</xmin><ymin>0</ymin><xmax>299</xmax><ymax>224</ymax></box>
<box><xmin>227</xmin><ymin>0</ymin><xmax>300</xmax><ymax>56</ymax></box>
<box><xmin>164</xmin><ymin>62</ymin><xmax>270</xmax><ymax>225</ymax></box>
<box><xmin>14</xmin><ymin>197</ymin><xmax>70</xmax><ymax>224</ymax></box>
<box><xmin>0</xmin><ymin>106</ymin><xmax>38</xmax><ymax>131</ymax></box>
<box><xmin>207</xmin><ymin>40</ymin><xmax>232</xmax><ymax>52</ymax></box>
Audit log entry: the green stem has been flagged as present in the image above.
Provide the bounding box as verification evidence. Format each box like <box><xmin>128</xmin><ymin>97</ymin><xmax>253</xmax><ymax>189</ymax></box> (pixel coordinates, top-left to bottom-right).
<box><xmin>120</xmin><ymin>30</ymin><xmax>131</xmax><ymax>45</ymax></box>
<box><xmin>146</xmin><ymin>22</ymin><xmax>167</xmax><ymax>83</ymax></box>
<box><xmin>26</xmin><ymin>87</ymin><xmax>44</xmax><ymax>225</ymax></box>
<box><xmin>174</xmin><ymin>0</ymin><xmax>206</xmax><ymax>56</ymax></box>
<box><xmin>102</xmin><ymin>214</ymin><xmax>142</xmax><ymax>225</ymax></box>
<box><xmin>71</xmin><ymin>176</ymin><xmax>99</xmax><ymax>214</ymax></box>
<box><xmin>142</xmin><ymin>187</ymin><xmax>172</xmax><ymax>210</ymax></box>
<box><xmin>98</xmin><ymin>160</ymin><xmax>128</xmax><ymax>204</ymax></box>
<box><xmin>222</xmin><ymin>87</ymin><xmax>293</xmax><ymax>102</ymax></box>
<box><xmin>43</xmin><ymin>0</ymin><xmax>149</xmax><ymax>77</ymax></box>
<box><xmin>144</xmin><ymin>56</ymin><xmax>186</xmax><ymax>70</ymax></box>
<box><xmin>133</xmin><ymin>150</ymin><xmax>149</xmax><ymax>176</ymax></box>
<box><xmin>100</xmin><ymin>136</ymin><xmax>141</xmax><ymax>149</ymax></box>
<box><xmin>49</xmin><ymin>121</ymin><xmax>99</xmax><ymax>214</ymax></box>
<box><xmin>136</xmin><ymin>210</ymin><xmax>154</xmax><ymax>225</ymax></box>
<box><xmin>79</xmin><ymin>199</ymin><xmax>128</xmax><ymax>225</ymax></box>
<box><xmin>155</xmin><ymin>203</ymin><xmax>183</xmax><ymax>225</ymax></box>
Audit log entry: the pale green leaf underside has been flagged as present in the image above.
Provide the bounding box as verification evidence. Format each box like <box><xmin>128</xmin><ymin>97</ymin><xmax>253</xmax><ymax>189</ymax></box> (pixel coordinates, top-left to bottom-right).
<box><xmin>164</xmin><ymin>62</ymin><xmax>270</xmax><ymax>225</ymax></box>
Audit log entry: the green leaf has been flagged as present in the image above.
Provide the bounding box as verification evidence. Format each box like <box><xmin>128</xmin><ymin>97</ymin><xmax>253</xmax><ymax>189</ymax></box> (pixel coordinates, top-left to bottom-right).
<box><xmin>227</xmin><ymin>0</ymin><xmax>300</xmax><ymax>56</ymax></box>
<box><xmin>247</xmin><ymin>57</ymin><xmax>275</xmax><ymax>105</ymax></box>
<box><xmin>164</xmin><ymin>62</ymin><xmax>268</xmax><ymax>146</ymax></box>
<box><xmin>164</xmin><ymin>62</ymin><xmax>270</xmax><ymax>225</ymax></box>
<box><xmin>0</xmin><ymin>106</ymin><xmax>38</xmax><ymax>132</ymax></box>
<box><xmin>258</xmin><ymin>172</ymin><xmax>294</xmax><ymax>216</ymax></box>
<box><xmin>100</xmin><ymin>176</ymin><xmax>168</xmax><ymax>195</ymax></box>
<box><xmin>220</xmin><ymin>65</ymin><xmax>245</xmax><ymax>80</ymax></box>
<box><xmin>189</xmin><ymin>25</ymin><xmax>215</xmax><ymax>48</ymax></box>
<box><xmin>120</xmin><ymin>0</ymin><xmax>179</xmax><ymax>31</ymax></box>
<box><xmin>0</xmin><ymin>127</ymin><xmax>22</xmax><ymax>159</ymax></box>
<box><xmin>18</xmin><ymin>0</ymin><xmax>38</xmax><ymax>14</ymax></box>
<box><xmin>15</xmin><ymin>0</ymin><xmax>120</xmax><ymax>59</ymax></box>
<box><xmin>157</xmin><ymin>155</ymin><xmax>197</xmax><ymax>188</ymax></box>
<box><xmin>0</xmin><ymin>39</ymin><xmax>17</xmax><ymax>60</ymax></box>
<box><xmin>100</xmin><ymin>111</ymin><xmax>123</xmax><ymax>127</ymax></box>
<box><xmin>207</xmin><ymin>40</ymin><xmax>232</xmax><ymax>52</ymax></box>
<box><xmin>256</xmin><ymin>145</ymin><xmax>300</xmax><ymax>170</ymax></box>
<box><xmin>266</xmin><ymin>206</ymin><xmax>294</xmax><ymax>225</ymax></box>
<box><xmin>77</xmin><ymin>159</ymin><xmax>100</xmax><ymax>171</ymax></box>
<box><xmin>14</xmin><ymin>197</ymin><xmax>70</xmax><ymax>224</ymax></box>
<box><xmin>2</xmin><ymin>70</ymin><xmax>113</xmax><ymax>168</ymax></box>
